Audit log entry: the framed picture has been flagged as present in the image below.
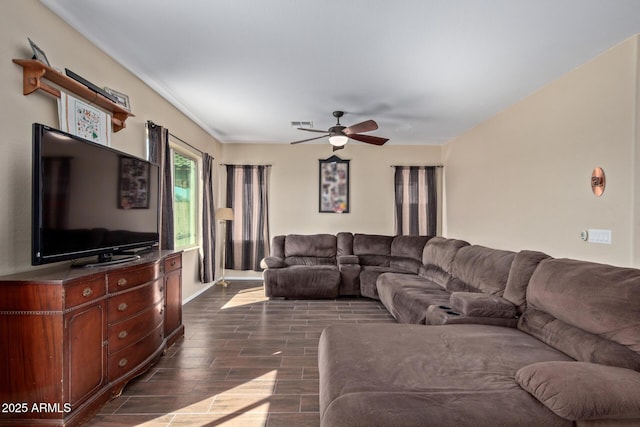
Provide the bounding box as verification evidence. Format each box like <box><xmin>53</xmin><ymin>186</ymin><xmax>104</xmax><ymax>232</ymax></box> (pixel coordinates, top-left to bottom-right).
<box><xmin>119</xmin><ymin>157</ymin><xmax>150</xmax><ymax>209</ymax></box>
<box><xmin>58</xmin><ymin>92</ymin><xmax>112</xmax><ymax>146</ymax></box>
<box><xmin>28</xmin><ymin>38</ymin><xmax>50</xmax><ymax>66</ymax></box>
<box><xmin>104</xmin><ymin>87</ymin><xmax>131</xmax><ymax>111</ymax></box>
<box><xmin>319</xmin><ymin>155</ymin><xmax>350</xmax><ymax>213</ymax></box>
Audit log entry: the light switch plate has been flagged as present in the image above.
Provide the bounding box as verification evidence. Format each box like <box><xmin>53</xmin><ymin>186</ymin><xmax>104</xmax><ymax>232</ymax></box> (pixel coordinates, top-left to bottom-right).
<box><xmin>587</xmin><ymin>229</ymin><xmax>612</xmax><ymax>244</ymax></box>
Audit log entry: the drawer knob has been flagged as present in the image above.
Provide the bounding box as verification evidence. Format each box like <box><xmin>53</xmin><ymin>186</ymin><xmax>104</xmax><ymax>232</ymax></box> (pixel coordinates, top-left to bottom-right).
<box><xmin>117</xmin><ymin>278</ymin><xmax>128</xmax><ymax>287</ymax></box>
<box><xmin>82</xmin><ymin>287</ymin><xmax>93</xmax><ymax>297</ymax></box>
<box><xmin>118</xmin><ymin>358</ymin><xmax>128</xmax><ymax>368</ymax></box>
<box><xmin>118</xmin><ymin>330</ymin><xmax>128</xmax><ymax>339</ymax></box>
<box><xmin>117</xmin><ymin>302</ymin><xmax>128</xmax><ymax>312</ymax></box>
<box><xmin>171</xmin><ymin>261</ymin><xmax>177</xmax><ymax>267</ymax></box>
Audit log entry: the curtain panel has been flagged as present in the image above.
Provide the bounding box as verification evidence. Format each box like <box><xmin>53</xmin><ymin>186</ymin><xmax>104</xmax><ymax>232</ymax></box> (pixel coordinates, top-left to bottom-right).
<box><xmin>394</xmin><ymin>166</ymin><xmax>437</xmax><ymax>236</ymax></box>
<box><xmin>147</xmin><ymin>121</ymin><xmax>174</xmax><ymax>250</ymax></box>
<box><xmin>225</xmin><ymin>165</ymin><xmax>271</xmax><ymax>271</ymax></box>
<box><xmin>200</xmin><ymin>153</ymin><xmax>216</xmax><ymax>283</ymax></box>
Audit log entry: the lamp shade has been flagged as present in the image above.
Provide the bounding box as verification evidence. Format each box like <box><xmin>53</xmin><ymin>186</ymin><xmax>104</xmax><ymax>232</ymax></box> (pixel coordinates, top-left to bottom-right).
<box><xmin>215</xmin><ymin>207</ymin><xmax>234</xmax><ymax>221</ymax></box>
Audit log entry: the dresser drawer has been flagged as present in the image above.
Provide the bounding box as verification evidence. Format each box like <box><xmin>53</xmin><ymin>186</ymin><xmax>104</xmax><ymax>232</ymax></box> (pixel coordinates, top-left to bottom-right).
<box><xmin>65</xmin><ymin>276</ymin><xmax>106</xmax><ymax>309</ymax></box>
<box><xmin>164</xmin><ymin>254</ymin><xmax>182</xmax><ymax>273</ymax></box>
<box><xmin>107</xmin><ymin>279</ymin><xmax>163</xmax><ymax>324</ymax></box>
<box><xmin>108</xmin><ymin>322</ymin><xmax>164</xmax><ymax>382</ymax></box>
<box><xmin>108</xmin><ymin>301</ymin><xmax>163</xmax><ymax>354</ymax></box>
<box><xmin>107</xmin><ymin>263</ymin><xmax>160</xmax><ymax>293</ymax></box>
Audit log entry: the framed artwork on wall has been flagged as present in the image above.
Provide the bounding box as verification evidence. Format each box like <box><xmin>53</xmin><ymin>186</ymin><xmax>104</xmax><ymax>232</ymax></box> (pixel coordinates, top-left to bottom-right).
<box><xmin>319</xmin><ymin>155</ymin><xmax>350</xmax><ymax>213</ymax></box>
<box><xmin>58</xmin><ymin>91</ymin><xmax>112</xmax><ymax>146</ymax></box>
<box><xmin>119</xmin><ymin>157</ymin><xmax>150</xmax><ymax>209</ymax></box>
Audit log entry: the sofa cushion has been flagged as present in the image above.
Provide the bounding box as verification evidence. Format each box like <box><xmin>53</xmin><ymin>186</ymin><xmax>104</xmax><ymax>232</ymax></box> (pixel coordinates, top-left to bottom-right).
<box><xmin>425</xmin><ymin>305</ymin><xmax>519</xmax><ymax>327</ymax></box>
<box><xmin>521</xmin><ymin>258</ymin><xmax>640</xmax><ymax>368</ymax></box>
<box><xmin>359</xmin><ymin>266</ymin><xmax>394</xmax><ymax>299</ymax></box>
<box><xmin>418</xmin><ymin>237</ymin><xmax>469</xmax><ymax>286</ymax></box>
<box><xmin>449</xmin><ymin>292</ymin><xmax>517</xmax><ymax>318</ymax></box>
<box><xmin>518</xmin><ymin>309</ymin><xmax>640</xmax><ymax>371</ymax></box>
<box><xmin>353</xmin><ymin>234</ymin><xmax>393</xmax><ymax>266</ymax></box>
<box><xmin>270</xmin><ymin>235</ymin><xmax>286</xmax><ymax>258</ymax></box>
<box><xmin>336</xmin><ymin>232</ymin><xmax>353</xmax><ymax>257</ymax></box>
<box><xmin>516</xmin><ymin>361</ymin><xmax>640</xmax><ymax>421</ymax></box>
<box><xmin>389</xmin><ymin>235</ymin><xmax>431</xmax><ymax>274</ymax></box>
<box><xmin>319</xmin><ymin>324</ymin><xmax>572</xmax><ymax>427</ymax></box>
<box><xmin>377</xmin><ymin>273</ymin><xmax>450</xmax><ymax>324</ymax></box>
<box><xmin>503</xmin><ymin>250</ymin><xmax>550</xmax><ymax>314</ymax></box>
<box><xmin>284</xmin><ymin>234</ymin><xmax>336</xmax><ymax>258</ymax></box>
<box><xmin>263</xmin><ymin>265</ymin><xmax>340</xmax><ymax>298</ymax></box>
<box><xmin>447</xmin><ymin>245</ymin><xmax>516</xmax><ymax>296</ymax></box>
<box><xmin>285</xmin><ymin>256</ymin><xmax>336</xmax><ymax>266</ymax></box>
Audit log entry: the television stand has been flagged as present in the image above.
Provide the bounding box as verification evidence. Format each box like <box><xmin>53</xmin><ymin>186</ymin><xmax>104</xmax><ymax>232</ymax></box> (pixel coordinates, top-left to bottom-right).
<box><xmin>71</xmin><ymin>253</ymin><xmax>141</xmax><ymax>269</ymax></box>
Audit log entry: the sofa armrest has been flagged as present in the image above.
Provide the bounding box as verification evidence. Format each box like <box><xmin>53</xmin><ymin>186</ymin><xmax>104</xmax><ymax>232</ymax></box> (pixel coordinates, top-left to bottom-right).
<box><xmin>449</xmin><ymin>292</ymin><xmax>517</xmax><ymax>318</ymax></box>
<box><xmin>516</xmin><ymin>361</ymin><xmax>640</xmax><ymax>421</ymax></box>
<box><xmin>338</xmin><ymin>255</ymin><xmax>360</xmax><ymax>265</ymax></box>
<box><xmin>261</xmin><ymin>256</ymin><xmax>286</xmax><ymax>269</ymax></box>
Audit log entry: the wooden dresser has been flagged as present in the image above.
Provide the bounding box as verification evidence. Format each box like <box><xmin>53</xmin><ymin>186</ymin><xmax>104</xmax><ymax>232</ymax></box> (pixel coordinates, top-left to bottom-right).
<box><xmin>0</xmin><ymin>250</ymin><xmax>183</xmax><ymax>426</ymax></box>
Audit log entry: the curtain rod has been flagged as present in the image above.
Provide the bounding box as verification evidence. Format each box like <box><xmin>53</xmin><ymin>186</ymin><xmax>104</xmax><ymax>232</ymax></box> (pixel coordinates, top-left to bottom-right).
<box><xmin>169</xmin><ymin>132</ymin><xmax>204</xmax><ymax>156</ymax></box>
<box><xmin>146</xmin><ymin>120</ymin><xmax>204</xmax><ymax>156</ymax></box>
<box><xmin>390</xmin><ymin>165</ymin><xmax>444</xmax><ymax>168</ymax></box>
<box><xmin>221</xmin><ymin>164</ymin><xmax>272</xmax><ymax>167</ymax></box>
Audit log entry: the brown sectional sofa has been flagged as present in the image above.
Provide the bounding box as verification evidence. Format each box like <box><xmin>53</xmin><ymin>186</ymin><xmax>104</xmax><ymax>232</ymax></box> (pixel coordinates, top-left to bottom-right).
<box><xmin>262</xmin><ymin>233</ymin><xmax>640</xmax><ymax>426</ymax></box>
<box><xmin>319</xmin><ymin>257</ymin><xmax>640</xmax><ymax>426</ymax></box>
<box><xmin>263</xmin><ymin>233</ymin><xmax>532</xmax><ymax>327</ymax></box>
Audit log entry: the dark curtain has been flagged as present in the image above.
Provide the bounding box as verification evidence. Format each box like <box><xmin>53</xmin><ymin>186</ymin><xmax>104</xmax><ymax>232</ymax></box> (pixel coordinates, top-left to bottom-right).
<box><xmin>225</xmin><ymin>165</ymin><xmax>270</xmax><ymax>271</ymax></box>
<box><xmin>394</xmin><ymin>166</ymin><xmax>437</xmax><ymax>236</ymax></box>
<box><xmin>199</xmin><ymin>153</ymin><xmax>216</xmax><ymax>283</ymax></box>
<box><xmin>147</xmin><ymin>121</ymin><xmax>174</xmax><ymax>250</ymax></box>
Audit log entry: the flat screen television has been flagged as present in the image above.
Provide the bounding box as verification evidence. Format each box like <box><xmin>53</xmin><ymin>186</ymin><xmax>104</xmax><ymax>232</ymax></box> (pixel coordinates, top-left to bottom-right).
<box><xmin>32</xmin><ymin>123</ymin><xmax>160</xmax><ymax>267</ymax></box>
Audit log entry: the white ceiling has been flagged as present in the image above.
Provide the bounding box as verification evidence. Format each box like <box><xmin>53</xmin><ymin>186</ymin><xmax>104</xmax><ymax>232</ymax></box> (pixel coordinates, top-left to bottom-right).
<box><xmin>41</xmin><ymin>0</ymin><xmax>640</xmax><ymax>146</ymax></box>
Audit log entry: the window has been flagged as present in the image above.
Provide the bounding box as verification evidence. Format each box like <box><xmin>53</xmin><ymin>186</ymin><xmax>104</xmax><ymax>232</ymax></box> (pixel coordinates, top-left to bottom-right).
<box><xmin>171</xmin><ymin>144</ymin><xmax>200</xmax><ymax>249</ymax></box>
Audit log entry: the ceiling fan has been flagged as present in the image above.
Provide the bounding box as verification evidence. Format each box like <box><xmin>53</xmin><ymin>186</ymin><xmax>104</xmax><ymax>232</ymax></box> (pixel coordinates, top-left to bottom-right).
<box><xmin>290</xmin><ymin>111</ymin><xmax>389</xmax><ymax>151</ymax></box>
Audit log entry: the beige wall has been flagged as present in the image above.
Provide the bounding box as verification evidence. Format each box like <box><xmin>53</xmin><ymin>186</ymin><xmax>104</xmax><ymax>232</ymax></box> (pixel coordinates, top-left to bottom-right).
<box><xmin>443</xmin><ymin>35</ymin><xmax>640</xmax><ymax>267</ymax></box>
<box><xmin>220</xmin><ymin>142</ymin><xmax>442</xmax><ymax>278</ymax></box>
<box><xmin>0</xmin><ymin>1</ymin><xmax>222</xmax><ymax>301</ymax></box>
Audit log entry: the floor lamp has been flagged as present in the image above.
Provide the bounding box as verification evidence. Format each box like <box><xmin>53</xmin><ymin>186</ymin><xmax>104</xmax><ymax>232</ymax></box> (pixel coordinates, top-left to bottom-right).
<box><xmin>216</xmin><ymin>207</ymin><xmax>234</xmax><ymax>287</ymax></box>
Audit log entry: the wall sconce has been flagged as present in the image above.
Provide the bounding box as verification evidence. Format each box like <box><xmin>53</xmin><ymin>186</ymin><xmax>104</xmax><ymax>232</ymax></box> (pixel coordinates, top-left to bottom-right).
<box><xmin>591</xmin><ymin>167</ymin><xmax>606</xmax><ymax>197</ymax></box>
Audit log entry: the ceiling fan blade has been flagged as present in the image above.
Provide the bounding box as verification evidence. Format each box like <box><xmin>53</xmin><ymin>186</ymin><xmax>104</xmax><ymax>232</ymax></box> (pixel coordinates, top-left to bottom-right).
<box><xmin>348</xmin><ymin>133</ymin><xmax>389</xmax><ymax>146</ymax></box>
<box><xmin>297</xmin><ymin>127</ymin><xmax>327</xmax><ymax>133</ymax></box>
<box><xmin>343</xmin><ymin>120</ymin><xmax>378</xmax><ymax>135</ymax></box>
<box><xmin>333</xmin><ymin>145</ymin><xmax>345</xmax><ymax>152</ymax></box>
<box><xmin>290</xmin><ymin>134</ymin><xmax>329</xmax><ymax>144</ymax></box>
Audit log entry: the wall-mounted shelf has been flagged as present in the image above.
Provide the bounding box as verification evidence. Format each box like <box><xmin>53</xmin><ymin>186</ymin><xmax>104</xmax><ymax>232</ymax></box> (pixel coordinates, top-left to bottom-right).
<box><xmin>13</xmin><ymin>59</ymin><xmax>134</xmax><ymax>132</ymax></box>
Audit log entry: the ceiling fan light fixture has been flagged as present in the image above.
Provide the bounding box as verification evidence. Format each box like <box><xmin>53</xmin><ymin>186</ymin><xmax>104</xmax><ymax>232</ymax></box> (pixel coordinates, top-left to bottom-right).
<box><xmin>329</xmin><ymin>135</ymin><xmax>348</xmax><ymax>146</ymax></box>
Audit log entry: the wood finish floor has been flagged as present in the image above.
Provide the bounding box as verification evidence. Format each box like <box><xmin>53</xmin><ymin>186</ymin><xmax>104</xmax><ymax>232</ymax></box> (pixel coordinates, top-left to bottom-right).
<box><xmin>87</xmin><ymin>281</ymin><xmax>396</xmax><ymax>426</ymax></box>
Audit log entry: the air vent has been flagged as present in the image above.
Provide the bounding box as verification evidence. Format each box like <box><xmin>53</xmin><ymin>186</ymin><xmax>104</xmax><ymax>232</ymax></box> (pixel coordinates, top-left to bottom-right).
<box><xmin>291</xmin><ymin>121</ymin><xmax>313</xmax><ymax>128</ymax></box>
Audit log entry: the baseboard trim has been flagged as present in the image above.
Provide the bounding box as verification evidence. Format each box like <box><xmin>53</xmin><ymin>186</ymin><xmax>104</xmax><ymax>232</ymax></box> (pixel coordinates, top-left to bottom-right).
<box><xmin>222</xmin><ymin>276</ymin><xmax>263</xmax><ymax>281</ymax></box>
<box><xmin>182</xmin><ymin>281</ymin><xmax>217</xmax><ymax>304</ymax></box>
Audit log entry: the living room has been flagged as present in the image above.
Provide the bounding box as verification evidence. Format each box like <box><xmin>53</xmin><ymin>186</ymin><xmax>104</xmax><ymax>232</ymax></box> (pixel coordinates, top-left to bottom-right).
<box><xmin>2</xmin><ymin>1</ymin><xmax>640</xmax><ymax>426</ymax></box>
<box><xmin>2</xmin><ymin>1</ymin><xmax>640</xmax><ymax>294</ymax></box>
